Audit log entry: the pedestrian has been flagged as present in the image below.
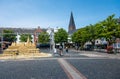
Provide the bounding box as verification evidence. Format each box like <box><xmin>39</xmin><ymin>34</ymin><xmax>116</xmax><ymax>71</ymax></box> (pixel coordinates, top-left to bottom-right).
<box><xmin>54</xmin><ymin>48</ymin><xmax>57</xmax><ymax>54</ymax></box>
<box><xmin>66</xmin><ymin>47</ymin><xmax>68</xmax><ymax>53</ymax></box>
<box><xmin>59</xmin><ymin>45</ymin><xmax>63</xmax><ymax>56</ymax></box>
<box><xmin>75</xmin><ymin>46</ymin><xmax>78</xmax><ymax>50</ymax></box>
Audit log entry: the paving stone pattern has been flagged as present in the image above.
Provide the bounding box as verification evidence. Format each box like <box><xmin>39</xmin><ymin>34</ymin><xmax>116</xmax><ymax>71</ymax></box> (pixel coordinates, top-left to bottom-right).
<box><xmin>0</xmin><ymin>60</ymin><xmax>69</xmax><ymax>79</ymax></box>
<box><xmin>67</xmin><ymin>59</ymin><xmax>120</xmax><ymax>79</ymax></box>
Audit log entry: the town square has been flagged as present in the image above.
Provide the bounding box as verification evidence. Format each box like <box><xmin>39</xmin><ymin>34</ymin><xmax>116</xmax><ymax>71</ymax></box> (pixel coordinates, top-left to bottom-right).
<box><xmin>0</xmin><ymin>0</ymin><xmax>120</xmax><ymax>79</ymax></box>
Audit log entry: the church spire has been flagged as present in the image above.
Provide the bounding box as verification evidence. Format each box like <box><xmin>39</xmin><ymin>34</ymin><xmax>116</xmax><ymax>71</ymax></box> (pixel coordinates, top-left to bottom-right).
<box><xmin>68</xmin><ymin>12</ymin><xmax>76</xmax><ymax>33</ymax></box>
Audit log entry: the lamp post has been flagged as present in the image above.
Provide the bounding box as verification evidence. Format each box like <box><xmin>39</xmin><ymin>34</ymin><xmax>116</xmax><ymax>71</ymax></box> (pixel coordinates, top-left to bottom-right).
<box><xmin>1</xmin><ymin>29</ymin><xmax>3</xmax><ymax>53</ymax></box>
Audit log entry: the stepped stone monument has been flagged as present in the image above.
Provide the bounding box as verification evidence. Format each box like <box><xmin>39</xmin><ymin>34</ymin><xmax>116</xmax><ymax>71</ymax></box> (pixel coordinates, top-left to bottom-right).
<box><xmin>3</xmin><ymin>37</ymin><xmax>40</xmax><ymax>55</ymax></box>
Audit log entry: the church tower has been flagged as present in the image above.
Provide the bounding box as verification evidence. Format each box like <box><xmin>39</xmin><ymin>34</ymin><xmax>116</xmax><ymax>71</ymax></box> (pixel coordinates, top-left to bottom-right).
<box><xmin>68</xmin><ymin>12</ymin><xmax>76</xmax><ymax>34</ymax></box>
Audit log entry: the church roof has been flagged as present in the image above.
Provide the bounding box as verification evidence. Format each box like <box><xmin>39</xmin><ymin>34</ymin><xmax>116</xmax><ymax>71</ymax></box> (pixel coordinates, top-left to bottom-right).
<box><xmin>68</xmin><ymin>12</ymin><xmax>76</xmax><ymax>34</ymax></box>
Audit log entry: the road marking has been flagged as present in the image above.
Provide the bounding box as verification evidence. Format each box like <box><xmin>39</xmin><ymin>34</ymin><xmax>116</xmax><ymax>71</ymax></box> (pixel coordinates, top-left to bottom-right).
<box><xmin>0</xmin><ymin>57</ymin><xmax>109</xmax><ymax>62</ymax></box>
<box><xmin>79</xmin><ymin>53</ymin><xmax>105</xmax><ymax>57</ymax></box>
<box><xmin>58</xmin><ymin>58</ymin><xmax>87</xmax><ymax>79</ymax></box>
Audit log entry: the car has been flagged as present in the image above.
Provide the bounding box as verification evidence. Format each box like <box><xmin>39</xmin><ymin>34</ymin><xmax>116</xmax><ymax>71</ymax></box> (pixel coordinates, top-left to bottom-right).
<box><xmin>84</xmin><ymin>44</ymin><xmax>93</xmax><ymax>51</ymax></box>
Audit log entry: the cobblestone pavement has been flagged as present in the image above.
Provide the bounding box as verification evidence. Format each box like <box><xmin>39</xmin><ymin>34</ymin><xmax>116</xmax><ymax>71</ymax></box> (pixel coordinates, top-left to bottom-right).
<box><xmin>0</xmin><ymin>49</ymin><xmax>120</xmax><ymax>79</ymax></box>
<box><xmin>0</xmin><ymin>60</ymin><xmax>68</xmax><ymax>79</ymax></box>
<box><xmin>67</xmin><ymin>59</ymin><xmax>120</xmax><ymax>79</ymax></box>
<box><xmin>0</xmin><ymin>58</ymin><xmax>120</xmax><ymax>79</ymax></box>
<box><xmin>70</xmin><ymin>49</ymin><xmax>120</xmax><ymax>59</ymax></box>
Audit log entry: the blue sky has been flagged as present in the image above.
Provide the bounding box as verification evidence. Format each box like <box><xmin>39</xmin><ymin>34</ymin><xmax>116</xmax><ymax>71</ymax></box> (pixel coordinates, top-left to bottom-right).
<box><xmin>0</xmin><ymin>0</ymin><xmax>119</xmax><ymax>31</ymax></box>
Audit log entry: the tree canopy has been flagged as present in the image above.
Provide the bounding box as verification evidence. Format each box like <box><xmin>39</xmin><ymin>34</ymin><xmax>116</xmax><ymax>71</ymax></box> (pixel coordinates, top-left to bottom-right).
<box><xmin>54</xmin><ymin>28</ymin><xmax>68</xmax><ymax>43</ymax></box>
<box><xmin>3</xmin><ymin>29</ymin><xmax>16</xmax><ymax>42</ymax></box>
<box><xmin>20</xmin><ymin>34</ymin><xmax>32</xmax><ymax>42</ymax></box>
<box><xmin>72</xmin><ymin>14</ymin><xmax>119</xmax><ymax>46</ymax></box>
<box><xmin>38</xmin><ymin>32</ymin><xmax>49</xmax><ymax>44</ymax></box>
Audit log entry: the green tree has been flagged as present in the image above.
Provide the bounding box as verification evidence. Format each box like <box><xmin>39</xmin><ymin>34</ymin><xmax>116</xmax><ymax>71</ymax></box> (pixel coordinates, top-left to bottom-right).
<box><xmin>54</xmin><ymin>28</ymin><xmax>68</xmax><ymax>43</ymax></box>
<box><xmin>72</xmin><ymin>31</ymin><xmax>78</xmax><ymax>43</ymax></box>
<box><xmin>83</xmin><ymin>24</ymin><xmax>97</xmax><ymax>47</ymax></box>
<box><xmin>20</xmin><ymin>34</ymin><xmax>32</xmax><ymax>42</ymax></box>
<box><xmin>101</xmin><ymin>14</ymin><xmax>118</xmax><ymax>45</ymax></box>
<box><xmin>94</xmin><ymin>22</ymin><xmax>104</xmax><ymax>38</ymax></box>
<box><xmin>73</xmin><ymin>26</ymin><xmax>96</xmax><ymax>47</ymax></box>
<box><xmin>72</xmin><ymin>28</ymin><xmax>87</xmax><ymax>44</ymax></box>
<box><xmin>38</xmin><ymin>32</ymin><xmax>49</xmax><ymax>44</ymax></box>
<box><xmin>3</xmin><ymin>29</ymin><xmax>16</xmax><ymax>42</ymax></box>
<box><xmin>72</xmin><ymin>14</ymin><xmax>119</xmax><ymax>48</ymax></box>
<box><xmin>115</xmin><ymin>21</ymin><xmax>120</xmax><ymax>38</ymax></box>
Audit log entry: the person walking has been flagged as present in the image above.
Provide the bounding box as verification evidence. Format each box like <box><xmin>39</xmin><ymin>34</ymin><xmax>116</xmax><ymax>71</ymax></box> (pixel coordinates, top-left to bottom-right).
<box><xmin>59</xmin><ymin>45</ymin><xmax>63</xmax><ymax>56</ymax></box>
<box><xmin>65</xmin><ymin>47</ymin><xmax>68</xmax><ymax>53</ymax></box>
<box><xmin>54</xmin><ymin>47</ymin><xmax>57</xmax><ymax>54</ymax></box>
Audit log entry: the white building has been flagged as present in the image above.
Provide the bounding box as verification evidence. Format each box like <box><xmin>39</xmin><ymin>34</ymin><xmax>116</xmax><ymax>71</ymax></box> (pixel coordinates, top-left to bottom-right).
<box><xmin>85</xmin><ymin>38</ymin><xmax>107</xmax><ymax>46</ymax></box>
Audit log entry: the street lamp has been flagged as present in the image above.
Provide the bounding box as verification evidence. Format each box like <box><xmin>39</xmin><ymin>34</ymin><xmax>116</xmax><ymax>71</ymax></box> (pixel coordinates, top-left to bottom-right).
<box><xmin>1</xmin><ymin>29</ymin><xmax>3</xmax><ymax>53</ymax></box>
